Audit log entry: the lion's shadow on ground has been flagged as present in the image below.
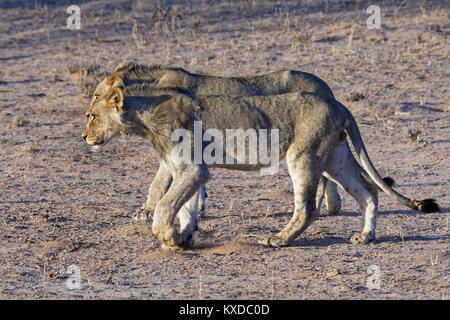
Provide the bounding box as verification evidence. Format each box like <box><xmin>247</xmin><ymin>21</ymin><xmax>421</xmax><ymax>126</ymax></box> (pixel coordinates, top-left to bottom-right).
<box><xmin>330</xmin><ymin>206</ymin><xmax>449</xmax><ymax>217</ymax></box>
<box><xmin>289</xmin><ymin>234</ymin><xmax>449</xmax><ymax>248</ymax></box>
<box><xmin>287</xmin><ymin>206</ymin><xmax>449</xmax><ymax>248</ymax></box>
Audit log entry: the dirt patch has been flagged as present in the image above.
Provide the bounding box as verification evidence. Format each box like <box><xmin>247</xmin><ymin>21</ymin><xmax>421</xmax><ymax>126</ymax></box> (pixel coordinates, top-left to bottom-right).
<box><xmin>141</xmin><ymin>249</ymin><xmax>186</xmax><ymax>261</ymax></box>
<box><xmin>292</xmin><ymin>268</ymin><xmax>343</xmax><ymax>280</ymax></box>
<box><xmin>31</xmin><ymin>240</ymin><xmax>86</xmax><ymax>258</ymax></box>
<box><xmin>257</xmin><ymin>189</ymin><xmax>294</xmax><ymax>201</ymax></box>
<box><xmin>109</xmin><ymin>223</ymin><xmax>154</xmax><ymax>240</ymax></box>
<box><xmin>196</xmin><ymin>241</ymin><xmax>262</xmax><ymax>256</ymax></box>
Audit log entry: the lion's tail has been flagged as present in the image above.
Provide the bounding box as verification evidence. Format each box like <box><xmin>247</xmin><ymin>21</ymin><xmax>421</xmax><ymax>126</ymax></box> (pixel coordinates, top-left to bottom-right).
<box><xmin>342</xmin><ymin>105</ymin><xmax>440</xmax><ymax>213</ymax></box>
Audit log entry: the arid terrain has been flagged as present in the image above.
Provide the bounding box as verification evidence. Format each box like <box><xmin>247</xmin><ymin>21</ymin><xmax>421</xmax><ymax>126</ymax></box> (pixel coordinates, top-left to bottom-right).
<box><xmin>0</xmin><ymin>0</ymin><xmax>448</xmax><ymax>299</ymax></box>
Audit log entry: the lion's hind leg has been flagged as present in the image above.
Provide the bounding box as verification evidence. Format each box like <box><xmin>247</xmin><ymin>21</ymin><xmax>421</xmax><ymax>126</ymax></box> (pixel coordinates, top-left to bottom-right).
<box><xmin>316</xmin><ymin>177</ymin><xmax>341</xmax><ymax>216</ymax></box>
<box><xmin>324</xmin><ymin>181</ymin><xmax>341</xmax><ymax>215</ymax></box>
<box><xmin>315</xmin><ymin>177</ymin><xmax>327</xmax><ymax>211</ymax></box>
<box><xmin>259</xmin><ymin>149</ymin><xmax>321</xmax><ymax>247</ymax></box>
<box><xmin>323</xmin><ymin>143</ymin><xmax>378</xmax><ymax>244</ymax></box>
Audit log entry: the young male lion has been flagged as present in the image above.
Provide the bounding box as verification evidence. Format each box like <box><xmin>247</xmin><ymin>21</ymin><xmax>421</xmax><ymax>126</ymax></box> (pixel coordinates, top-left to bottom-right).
<box><xmin>82</xmin><ymin>74</ymin><xmax>439</xmax><ymax>250</ymax></box>
<box><xmin>84</xmin><ymin>63</ymin><xmax>343</xmax><ymax>221</ymax></box>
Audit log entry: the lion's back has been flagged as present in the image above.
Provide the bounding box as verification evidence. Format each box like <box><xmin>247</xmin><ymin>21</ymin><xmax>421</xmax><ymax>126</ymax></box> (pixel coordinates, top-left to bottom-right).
<box><xmin>244</xmin><ymin>70</ymin><xmax>334</xmax><ymax>98</ymax></box>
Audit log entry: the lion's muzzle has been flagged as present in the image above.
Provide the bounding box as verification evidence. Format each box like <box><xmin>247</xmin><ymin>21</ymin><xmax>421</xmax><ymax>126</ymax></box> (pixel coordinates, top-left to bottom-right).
<box><xmin>82</xmin><ymin>133</ymin><xmax>104</xmax><ymax>146</ymax></box>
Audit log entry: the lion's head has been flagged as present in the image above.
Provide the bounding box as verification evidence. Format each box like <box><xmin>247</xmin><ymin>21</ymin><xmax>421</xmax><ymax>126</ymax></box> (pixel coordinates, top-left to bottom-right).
<box><xmin>89</xmin><ymin>73</ymin><xmax>125</xmax><ymax>105</ymax></box>
<box><xmin>82</xmin><ymin>74</ymin><xmax>125</xmax><ymax>148</ymax></box>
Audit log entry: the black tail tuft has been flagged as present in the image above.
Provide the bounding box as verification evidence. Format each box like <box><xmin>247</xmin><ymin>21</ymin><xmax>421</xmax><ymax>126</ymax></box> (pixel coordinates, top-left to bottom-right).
<box><xmin>420</xmin><ymin>199</ymin><xmax>441</xmax><ymax>213</ymax></box>
<box><xmin>382</xmin><ymin>176</ymin><xmax>396</xmax><ymax>188</ymax></box>
<box><xmin>412</xmin><ymin>198</ymin><xmax>441</xmax><ymax>213</ymax></box>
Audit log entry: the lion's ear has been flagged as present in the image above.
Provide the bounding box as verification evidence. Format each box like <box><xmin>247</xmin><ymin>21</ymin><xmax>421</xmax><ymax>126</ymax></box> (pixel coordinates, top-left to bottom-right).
<box><xmin>114</xmin><ymin>62</ymin><xmax>130</xmax><ymax>72</ymax></box>
<box><xmin>106</xmin><ymin>87</ymin><xmax>124</xmax><ymax>112</ymax></box>
<box><xmin>105</xmin><ymin>73</ymin><xmax>125</xmax><ymax>88</ymax></box>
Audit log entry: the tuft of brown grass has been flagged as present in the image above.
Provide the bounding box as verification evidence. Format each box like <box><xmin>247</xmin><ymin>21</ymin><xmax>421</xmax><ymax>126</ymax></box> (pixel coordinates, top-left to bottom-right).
<box><xmin>346</xmin><ymin>24</ymin><xmax>356</xmax><ymax>53</ymax></box>
<box><xmin>293</xmin><ymin>31</ymin><xmax>312</xmax><ymax>44</ymax></box>
<box><xmin>132</xmin><ymin>21</ymin><xmax>145</xmax><ymax>51</ymax></box>
<box><xmin>322</xmin><ymin>22</ymin><xmax>352</xmax><ymax>35</ymax></box>
<box><xmin>345</xmin><ymin>92</ymin><xmax>365</xmax><ymax>102</ymax></box>
<box><xmin>190</xmin><ymin>20</ymin><xmax>202</xmax><ymax>36</ymax></box>
<box><xmin>9</xmin><ymin>116</ymin><xmax>29</xmax><ymax>129</ymax></box>
<box><xmin>405</xmin><ymin>128</ymin><xmax>422</xmax><ymax>144</ymax></box>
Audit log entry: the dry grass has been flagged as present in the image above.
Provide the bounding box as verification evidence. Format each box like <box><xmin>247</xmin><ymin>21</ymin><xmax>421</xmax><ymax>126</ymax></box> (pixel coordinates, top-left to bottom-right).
<box><xmin>404</xmin><ymin>127</ymin><xmax>422</xmax><ymax>144</ymax></box>
<box><xmin>132</xmin><ymin>21</ymin><xmax>145</xmax><ymax>52</ymax></box>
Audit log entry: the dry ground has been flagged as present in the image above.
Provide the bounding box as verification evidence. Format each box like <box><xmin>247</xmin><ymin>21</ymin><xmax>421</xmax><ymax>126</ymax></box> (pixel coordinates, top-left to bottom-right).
<box><xmin>0</xmin><ymin>0</ymin><xmax>448</xmax><ymax>299</ymax></box>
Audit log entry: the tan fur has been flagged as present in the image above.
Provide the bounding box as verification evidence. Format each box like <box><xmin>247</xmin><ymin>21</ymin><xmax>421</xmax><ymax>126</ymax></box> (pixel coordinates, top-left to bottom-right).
<box><xmin>105</xmin><ymin>74</ymin><xmax>125</xmax><ymax>88</ymax></box>
<box><xmin>82</xmin><ymin>82</ymin><xmax>438</xmax><ymax>250</ymax></box>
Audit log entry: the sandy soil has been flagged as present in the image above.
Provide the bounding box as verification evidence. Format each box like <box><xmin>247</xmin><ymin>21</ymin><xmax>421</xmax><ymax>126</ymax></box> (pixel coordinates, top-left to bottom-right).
<box><xmin>0</xmin><ymin>0</ymin><xmax>448</xmax><ymax>299</ymax></box>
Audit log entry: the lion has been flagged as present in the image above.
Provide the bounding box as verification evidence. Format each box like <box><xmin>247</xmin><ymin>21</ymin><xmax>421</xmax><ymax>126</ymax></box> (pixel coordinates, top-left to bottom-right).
<box><xmin>86</xmin><ymin>62</ymin><xmax>343</xmax><ymax>220</ymax></box>
<box><xmin>69</xmin><ymin>63</ymin><xmax>107</xmax><ymax>98</ymax></box>
<box><xmin>72</xmin><ymin>62</ymin><xmax>335</xmax><ymax>98</ymax></box>
<box><xmin>82</xmin><ymin>74</ymin><xmax>439</xmax><ymax>250</ymax></box>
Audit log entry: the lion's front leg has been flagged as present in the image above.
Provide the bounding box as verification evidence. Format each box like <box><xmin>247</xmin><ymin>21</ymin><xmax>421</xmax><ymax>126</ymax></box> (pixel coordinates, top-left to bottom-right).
<box><xmin>315</xmin><ymin>176</ymin><xmax>327</xmax><ymax>213</ymax></box>
<box><xmin>173</xmin><ymin>191</ymin><xmax>200</xmax><ymax>249</ymax></box>
<box><xmin>133</xmin><ymin>161</ymin><xmax>173</xmax><ymax>221</ymax></box>
<box><xmin>152</xmin><ymin>163</ymin><xmax>210</xmax><ymax>250</ymax></box>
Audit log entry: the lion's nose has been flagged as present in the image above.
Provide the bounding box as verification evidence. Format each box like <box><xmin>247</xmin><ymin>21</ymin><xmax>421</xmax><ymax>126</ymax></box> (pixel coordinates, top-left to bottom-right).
<box><xmin>82</xmin><ymin>133</ymin><xmax>87</xmax><ymax>141</ymax></box>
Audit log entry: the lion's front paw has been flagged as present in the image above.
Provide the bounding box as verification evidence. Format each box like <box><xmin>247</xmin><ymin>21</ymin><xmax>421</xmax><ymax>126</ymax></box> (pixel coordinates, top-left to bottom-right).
<box><xmin>154</xmin><ymin>227</ymin><xmax>194</xmax><ymax>251</ymax></box>
<box><xmin>258</xmin><ymin>235</ymin><xmax>288</xmax><ymax>247</ymax></box>
<box><xmin>180</xmin><ymin>232</ymin><xmax>194</xmax><ymax>249</ymax></box>
<box><xmin>160</xmin><ymin>235</ymin><xmax>193</xmax><ymax>251</ymax></box>
<box><xmin>132</xmin><ymin>207</ymin><xmax>154</xmax><ymax>221</ymax></box>
<box><xmin>349</xmin><ymin>232</ymin><xmax>374</xmax><ymax>244</ymax></box>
